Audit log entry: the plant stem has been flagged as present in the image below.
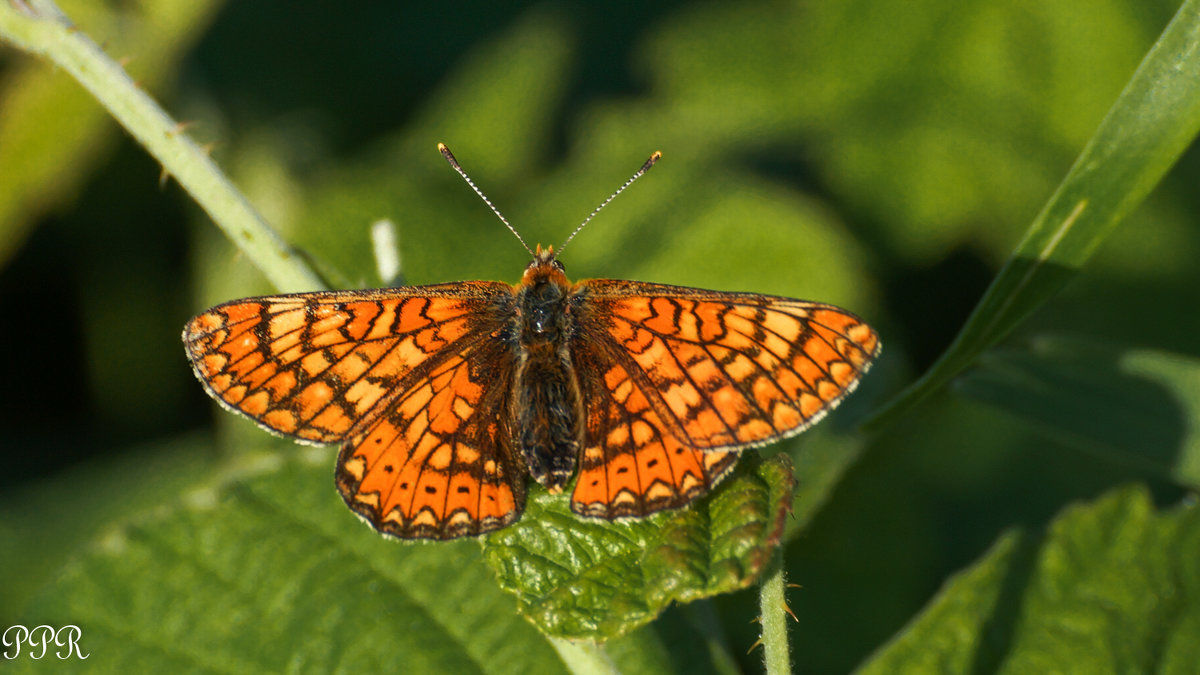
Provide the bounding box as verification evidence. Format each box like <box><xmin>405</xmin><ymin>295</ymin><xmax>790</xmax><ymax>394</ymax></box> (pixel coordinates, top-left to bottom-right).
<box><xmin>0</xmin><ymin>0</ymin><xmax>326</xmax><ymax>293</ymax></box>
<box><xmin>548</xmin><ymin>637</ymin><xmax>620</xmax><ymax>675</ymax></box>
<box><xmin>760</xmin><ymin>547</ymin><xmax>792</xmax><ymax>674</ymax></box>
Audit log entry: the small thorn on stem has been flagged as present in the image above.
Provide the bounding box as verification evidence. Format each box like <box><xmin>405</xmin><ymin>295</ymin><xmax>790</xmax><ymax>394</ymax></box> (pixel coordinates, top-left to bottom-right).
<box><xmin>782</xmin><ymin>600</ymin><xmax>798</xmax><ymax>623</ymax></box>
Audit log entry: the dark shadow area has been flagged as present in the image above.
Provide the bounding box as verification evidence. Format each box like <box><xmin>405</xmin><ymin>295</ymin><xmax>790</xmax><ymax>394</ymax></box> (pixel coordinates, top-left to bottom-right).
<box><xmin>968</xmin><ymin>528</ymin><xmax>1039</xmax><ymax>674</ymax></box>
<box><xmin>959</xmin><ymin>335</ymin><xmax>1191</xmax><ymax>484</ymax></box>
<box><xmin>192</xmin><ymin>1</ymin><xmax>687</xmax><ymax>161</ymax></box>
<box><xmin>881</xmin><ymin>244</ymin><xmax>995</xmax><ymax>371</ymax></box>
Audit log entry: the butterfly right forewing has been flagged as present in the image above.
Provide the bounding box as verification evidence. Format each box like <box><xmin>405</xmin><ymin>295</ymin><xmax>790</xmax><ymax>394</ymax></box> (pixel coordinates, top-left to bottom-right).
<box><xmin>566</xmin><ymin>279</ymin><xmax>879</xmax><ymax>518</ymax></box>
<box><xmin>577</xmin><ymin>280</ymin><xmax>880</xmax><ymax>451</ymax></box>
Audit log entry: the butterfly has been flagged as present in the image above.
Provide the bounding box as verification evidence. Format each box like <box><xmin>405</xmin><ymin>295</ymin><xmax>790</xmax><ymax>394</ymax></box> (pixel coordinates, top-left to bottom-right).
<box><xmin>183</xmin><ymin>145</ymin><xmax>880</xmax><ymax>540</ymax></box>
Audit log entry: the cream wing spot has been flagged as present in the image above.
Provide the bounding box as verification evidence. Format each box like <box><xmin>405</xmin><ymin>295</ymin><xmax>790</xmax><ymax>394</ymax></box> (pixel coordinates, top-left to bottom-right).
<box><xmin>300</xmin><ymin>352</ymin><xmax>331</xmax><ymax>378</ymax></box>
<box><xmin>346</xmin><ymin>379</ymin><xmax>389</xmax><ymax>415</ymax></box>
<box><xmin>760</xmin><ymin>331</ymin><xmax>791</xmax><ymax>360</ymax></box>
<box><xmin>427</xmin><ymin>444</ymin><xmax>453</xmax><ymax>471</ymax></box>
<box><xmin>645</xmin><ymin>482</ymin><xmax>674</xmax><ymax>502</ymax></box>
<box><xmin>829</xmin><ymin>361</ymin><xmax>855</xmax><ymax>387</ymax></box>
<box><xmin>761</xmin><ymin>309</ymin><xmax>804</xmax><ymax>341</ymax></box>
<box><xmin>770</xmin><ymin>402</ymin><xmax>802</xmax><ymax>430</ymax></box>
<box><xmin>366</xmin><ymin>302</ymin><xmax>399</xmax><ymax>340</ymax></box>
<box><xmin>724</xmin><ymin>352</ymin><xmax>757</xmax><ymax>381</ymax></box>
<box><xmin>455</xmin><ymin>444</ymin><xmax>480</xmax><ymax>464</ymax></box>
<box><xmin>268</xmin><ymin>310</ymin><xmax>305</xmax><ymax>340</ymax></box>
<box><xmin>453</xmin><ymin>396</ymin><xmax>475</xmax><ymax>420</ymax></box>
<box><xmin>817</xmin><ymin>379</ymin><xmax>842</xmax><ymax>402</ymax></box>
<box><xmin>240</xmin><ymin>390</ymin><xmax>270</xmax><ymax>415</ymax></box>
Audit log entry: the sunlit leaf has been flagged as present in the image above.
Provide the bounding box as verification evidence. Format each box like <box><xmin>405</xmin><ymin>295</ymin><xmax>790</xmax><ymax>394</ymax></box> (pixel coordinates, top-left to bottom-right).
<box><xmin>9</xmin><ymin>449</ymin><xmax>566</xmax><ymax>674</ymax></box>
<box><xmin>483</xmin><ymin>454</ymin><xmax>795</xmax><ymax>641</ymax></box>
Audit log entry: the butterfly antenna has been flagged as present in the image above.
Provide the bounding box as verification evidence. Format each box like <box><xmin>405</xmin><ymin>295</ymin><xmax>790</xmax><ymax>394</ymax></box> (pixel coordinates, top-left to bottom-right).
<box><xmin>438</xmin><ymin>143</ymin><xmax>534</xmax><ymax>257</ymax></box>
<box><xmin>558</xmin><ymin>150</ymin><xmax>662</xmax><ymax>255</ymax></box>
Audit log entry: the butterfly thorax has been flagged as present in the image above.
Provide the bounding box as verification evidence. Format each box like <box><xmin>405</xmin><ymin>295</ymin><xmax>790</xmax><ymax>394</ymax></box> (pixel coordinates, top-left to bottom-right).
<box><xmin>510</xmin><ymin>250</ymin><xmax>584</xmax><ymax>493</ymax></box>
<box><xmin>520</xmin><ymin>252</ymin><xmax>571</xmax><ymax>337</ymax></box>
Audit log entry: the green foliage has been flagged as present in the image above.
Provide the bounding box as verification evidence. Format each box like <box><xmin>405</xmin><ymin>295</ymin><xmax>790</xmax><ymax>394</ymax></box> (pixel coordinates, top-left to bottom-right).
<box><xmin>860</xmin><ymin>485</ymin><xmax>1200</xmax><ymax>673</ymax></box>
<box><xmin>3</xmin><ymin>0</ymin><xmax>1200</xmax><ymax>672</ymax></box>
<box><xmin>867</xmin><ymin>0</ymin><xmax>1200</xmax><ymax>428</ymax></box>
<box><xmin>959</xmin><ymin>336</ymin><xmax>1200</xmax><ymax>489</ymax></box>
<box><xmin>857</xmin><ymin>531</ymin><xmax>1024</xmax><ymax>674</ymax></box>
<box><xmin>9</xmin><ymin>447</ymin><xmax>567</xmax><ymax>674</ymax></box>
<box><xmin>0</xmin><ymin>0</ymin><xmax>225</xmax><ymax>267</ymax></box>
<box><xmin>484</xmin><ymin>455</ymin><xmax>794</xmax><ymax>640</ymax></box>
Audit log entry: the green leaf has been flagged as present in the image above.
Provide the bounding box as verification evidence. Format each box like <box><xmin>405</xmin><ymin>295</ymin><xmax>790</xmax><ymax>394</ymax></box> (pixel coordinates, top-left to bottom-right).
<box><xmin>957</xmin><ymin>335</ymin><xmax>1200</xmax><ymax>489</ymax></box>
<box><xmin>856</xmin><ymin>531</ymin><xmax>1024</xmax><ymax>674</ymax></box>
<box><xmin>482</xmin><ymin>453</ymin><xmax>796</xmax><ymax>641</ymax></box>
<box><xmin>9</xmin><ymin>447</ymin><xmax>565</xmax><ymax>674</ymax></box>
<box><xmin>866</xmin><ymin>0</ymin><xmax>1200</xmax><ymax>429</ymax></box>
<box><xmin>0</xmin><ymin>0</ymin><xmax>324</xmax><ymax>293</ymax></box>
<box><xmin>0</xmin><ymin>433</ymin><xmax>221</xmax><ymax>619</ymax></box>
<box><xmin>999</xmin><ymin>486</ymin><xmax>1200</xmax><ymax>673</ymax></box>
<box><xmin>859</xmin><ymin>484</ymin><xmax>1200</xmax><ymax>673</ymax></box>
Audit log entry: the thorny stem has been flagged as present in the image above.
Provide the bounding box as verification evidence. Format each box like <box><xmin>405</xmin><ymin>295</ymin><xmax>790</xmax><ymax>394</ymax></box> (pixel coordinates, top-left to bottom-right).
<box><xmin>0</xmin><ymin>0</ymin><xmax>326</xmax><ymax>293</ymax></box>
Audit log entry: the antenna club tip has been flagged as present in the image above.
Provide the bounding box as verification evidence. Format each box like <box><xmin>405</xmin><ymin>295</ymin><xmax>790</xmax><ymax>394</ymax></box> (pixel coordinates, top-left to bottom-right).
<box><xmin>640</xmin><ymin>151</ymin><xmax>663</xmax><ymax>173</ymax></box>
<box><xmin>438</xmin><ymin>143</ymin><xmax>460</xmax><ymax>169</ymax></box>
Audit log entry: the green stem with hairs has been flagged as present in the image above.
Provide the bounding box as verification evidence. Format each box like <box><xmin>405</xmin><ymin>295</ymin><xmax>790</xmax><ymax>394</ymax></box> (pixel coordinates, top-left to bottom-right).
<box><xmin>0</xmin><ymin>0</ymin><xmax>326</xmax><ymax>292</ymax></box>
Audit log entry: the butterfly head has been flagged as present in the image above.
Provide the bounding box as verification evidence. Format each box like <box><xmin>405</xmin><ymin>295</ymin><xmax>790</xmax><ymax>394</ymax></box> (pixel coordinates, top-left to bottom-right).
<box><xmin>523</xmin><ymin>244</ymin><xmax>567</xmax><ymax>286</ymax></box>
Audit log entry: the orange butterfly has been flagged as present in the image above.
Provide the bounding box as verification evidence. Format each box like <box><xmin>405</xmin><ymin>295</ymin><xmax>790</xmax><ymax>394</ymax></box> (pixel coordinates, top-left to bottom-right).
<box><xmin>183</xmin><ymin>145</ymin><xmax>880</xmax><ymax>540</ymax></box>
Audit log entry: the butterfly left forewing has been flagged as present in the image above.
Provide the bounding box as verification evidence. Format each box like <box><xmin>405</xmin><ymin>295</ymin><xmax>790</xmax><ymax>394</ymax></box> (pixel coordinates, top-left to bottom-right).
<box><xmin>183</xmin><ymin>283</ymin><xmax>511</xmax><ymax>443</ymax></box>
<box><xmin>185</xmin><ymin>282</ymin><xmax>530</xmax><ymax>540</ymax></box>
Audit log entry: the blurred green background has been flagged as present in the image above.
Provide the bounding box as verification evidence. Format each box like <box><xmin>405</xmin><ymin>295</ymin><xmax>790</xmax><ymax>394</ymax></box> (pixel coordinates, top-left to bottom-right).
<box><xmin>2</xmin><ymin>0</ymin><xmax>1198</xmax><ymax>671</ymax></box>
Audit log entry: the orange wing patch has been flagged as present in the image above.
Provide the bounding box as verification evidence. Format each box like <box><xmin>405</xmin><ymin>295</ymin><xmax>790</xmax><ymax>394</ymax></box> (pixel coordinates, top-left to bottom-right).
<box><xmin>335</xmin><ymin>340</ymin><xmax>524</xmax><ymax>539</ymax></box>
<box><xmin>571</xmin><ymin>357</ymin><xmax>737</xmax><ymax>518</ymax></box>
<box><xmin>580</xmin><ymin>281</ymin><xmax>880</xmax><ymax>452</ymax></box>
